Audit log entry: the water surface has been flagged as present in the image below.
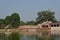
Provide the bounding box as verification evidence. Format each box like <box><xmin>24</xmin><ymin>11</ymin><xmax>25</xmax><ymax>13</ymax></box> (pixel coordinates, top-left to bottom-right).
<box><xmin>0</xmin><ymin>31</ymin><xmax>60</xmax><ymax>40</ymax></box>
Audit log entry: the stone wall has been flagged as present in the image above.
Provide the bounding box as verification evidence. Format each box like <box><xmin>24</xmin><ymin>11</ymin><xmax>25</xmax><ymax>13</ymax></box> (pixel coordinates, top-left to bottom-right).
<box><xmin>51</xmin><ymin>27</ymin><xmax>60</xmax><ymax>34</ymax></box>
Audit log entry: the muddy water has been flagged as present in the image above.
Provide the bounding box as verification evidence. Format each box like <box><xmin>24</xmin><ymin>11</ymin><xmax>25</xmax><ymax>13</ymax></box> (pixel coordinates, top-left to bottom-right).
<box><xmin>0</xmin><ymin>31</ymin><xmax>60</xmax><ymax>40</ymax></box>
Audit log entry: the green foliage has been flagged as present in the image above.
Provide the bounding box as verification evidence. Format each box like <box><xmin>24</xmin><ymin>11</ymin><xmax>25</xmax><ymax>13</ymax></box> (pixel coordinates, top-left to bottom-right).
<box><xmin>0</xmin><ymin>19</ymin><xmax>5</xmax><ymax>24</ymax></box>
<box><xmin>10</xmin><ymin>13</ymin><xmax>20</xmax><ymax>28</ymax></box>
<box><xmin>5</xmin><ymin>13</ymin><xmax>20</xmax><ymax>28</ymax></box>
<box><xmin>0</xmin><ymin>13</ymin><xmax>20</xmax><ymax>29</ymax></box>
<box><xmin>5</xmin><ymin>16</ymin><xmax>11</xmax><ymax>25</ymax></box>
<box><xmin>36</xmin><ymin>10</ymin><xmax>57</xmax><ymax>24</ymax></box>
<box><xmin>25</xmin><ymin>21</ymin><xmax>36</xmax><ymax>25</ymax></box>
<box><xmin>20</xmin><ymin>21</ymin><xmax>25</xmax><ymax>26</ymax></box>
<box><xmin>0</xmin><ymin>19</ymin><xmax>5</xmax><ymax>29</ymax></box>
<box><xmin>11</xmin><ymin>21</ymin><xmax>20</xmax><ymax>28</ymax></box>
<box><xmin>20</xmin><ymin>20</ymin><xmax>36</xmax><ymax>26</ymax></box>
<box><xmin>11</xmin><ymin>13</ymin><xmax>20</xmax><ymax>21</ymax></box>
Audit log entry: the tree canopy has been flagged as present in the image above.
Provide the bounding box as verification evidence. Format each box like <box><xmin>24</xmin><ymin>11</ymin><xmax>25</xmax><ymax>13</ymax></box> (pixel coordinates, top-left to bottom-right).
<box><xmin>36</xmin><ymin>10</ymin><xmax>57</xmax><ymax>24</ymax></box>
<box><xmin>0</xmin><ymin>13</ymin><xmax>20</xmax><ymax>28</ymax></box>
<box><xmin>10</xmin><ymin>13</ymin><xmax>20</xmax><ymax>28</ymax></box>
<box><xmin>5</xmin><ymin>13</ymin><xmax>20</xmax><ymax>28</ymax></box>
<box><xmin>5</xmin><ymin>16</ymin><xmax>11</xmax><ymax>25</ymax></box>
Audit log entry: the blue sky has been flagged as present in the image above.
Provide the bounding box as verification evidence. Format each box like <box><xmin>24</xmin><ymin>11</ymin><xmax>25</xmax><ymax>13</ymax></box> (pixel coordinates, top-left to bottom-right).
<box><xmin>0</xmin><ymin>0</ymin><xmax>60</xmax><ymax>22</ymax></box>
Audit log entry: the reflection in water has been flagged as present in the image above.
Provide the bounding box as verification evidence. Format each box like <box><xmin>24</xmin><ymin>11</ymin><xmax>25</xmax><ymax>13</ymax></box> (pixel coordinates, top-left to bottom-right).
<box><xmin>7</xmin><ymin>33</ymin><xmax>20</xmax><ymax>40</ymax></box>
<box><xmin>0</xmin><ymin>31</ymin><xmax>60</xmax><ymax>40</ymax></box>
<box><xmin>0</xmin><ymin>33</ymin><xmax>5</xmax><ymax>40</ymax></box>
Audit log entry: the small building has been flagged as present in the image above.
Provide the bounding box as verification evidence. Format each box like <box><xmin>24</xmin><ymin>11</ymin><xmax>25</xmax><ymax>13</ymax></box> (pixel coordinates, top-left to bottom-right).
<box><xmin>37</xmin><ymin>20</ymin><xmax>60</xmax><ymax>32</ymax></box>
<box><xmin>38</xmin><ymin>21</ymin><xmax>52</xmax><ymax>29</ymax></box>
<box><xmin>38</xmin><ymin>21</ymin><xmax>60</xmax><ymax>28</ymax></box>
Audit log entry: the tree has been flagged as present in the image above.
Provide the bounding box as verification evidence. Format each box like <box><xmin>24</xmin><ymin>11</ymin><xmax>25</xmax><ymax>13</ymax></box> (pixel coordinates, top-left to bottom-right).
<box><xmin>0</xmin><ymin>19</ymin><xmax>5</xmax><ymax>28</ymax></box>
<box><xmin>36</xmin><ymin>10</ymin><xmax>57</xmax><ymax>24</ymax></box>
<box><xmin>10</xmin><ymin>13</ymin><xmax>20</xmax><ymax>28</ymax></box>
<box><xmin>5</xmin><ymin>16</ymin><xmax>11</xmax><ymax>25</ymax></box>
<box><xmin>0</xmin><ymin>19</ymin><xmax>5</xmax><ymax>24</ymax></box>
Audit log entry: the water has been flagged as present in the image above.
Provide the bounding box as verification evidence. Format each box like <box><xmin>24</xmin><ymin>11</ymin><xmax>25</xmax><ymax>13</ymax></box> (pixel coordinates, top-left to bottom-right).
<box><xmin>0</xmin><ymin>31</ymin><xmax>60</xmax><ymax>40</ymax></box>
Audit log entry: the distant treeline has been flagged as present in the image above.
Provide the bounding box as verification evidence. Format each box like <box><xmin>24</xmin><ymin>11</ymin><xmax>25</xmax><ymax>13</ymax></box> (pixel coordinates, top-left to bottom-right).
<box><xmin>0</xmin><ymin>10</ymin><xmax>57</xmax><ymax>29</ymax></box>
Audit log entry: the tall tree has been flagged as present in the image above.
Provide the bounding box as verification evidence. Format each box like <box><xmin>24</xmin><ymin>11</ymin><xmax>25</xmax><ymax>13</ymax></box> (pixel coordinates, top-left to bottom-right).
<box><xmin>36</xmin><ymin>10</ymin><xmax>57</xmax><ymax>24</ymax></box>
<box><xmin>11</xmin><ymin>13</ymin><xmax>20</xmax><ymax>28</ymax></box>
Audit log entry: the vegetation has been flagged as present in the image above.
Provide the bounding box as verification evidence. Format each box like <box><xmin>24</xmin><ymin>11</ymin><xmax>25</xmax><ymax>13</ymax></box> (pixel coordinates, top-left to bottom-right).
<box><xmin>25</xmin><ymin>21</ymin><xmax>36</xmax><ymax>25</ymax></box>
<box><xmin>5</xmin><ymin>16</ymin><xmax>11</xmax><ymax>25</ymax></box>
<box><xmin>20</xmin><ymin>21</ymin><xmax>25</xmax><ymax>26</ymax></box>
<box><xmin>36</xmin><ymin>10</ymin><xmax>57</xmax><ymax>24</ymax></box>
<box><xmin>0</xmin><ymin>13</ymin><xmax>20</xmax><ymax>29</ymax></box>
<box><xmin>0</xmin><ymin>10</ymin><xmax>57</xmax><ymax>28</ymax></box>
<box><xmin>10</xmin><ymin>13</ymin><xmax>20</xmax><ymax>28</ymax></box>
<box><xmin>0</xmin><ymin>19</ymin><xmax>5</xmax><ymax>29</ymax></box>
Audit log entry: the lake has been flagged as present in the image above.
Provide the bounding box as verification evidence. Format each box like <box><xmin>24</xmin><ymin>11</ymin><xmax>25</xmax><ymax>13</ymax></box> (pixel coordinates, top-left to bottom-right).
<box><xmin>0</xmin><ymin>31</ymin><xmax>60</xmax><ymax>40</ymax></box>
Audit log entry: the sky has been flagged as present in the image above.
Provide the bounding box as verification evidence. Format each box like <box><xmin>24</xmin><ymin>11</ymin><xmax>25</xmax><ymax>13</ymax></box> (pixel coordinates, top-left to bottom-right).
<box><xmin>0</xmin><ymin>0</ymin><xmax>60</xmax><ymax>22</ymax></box>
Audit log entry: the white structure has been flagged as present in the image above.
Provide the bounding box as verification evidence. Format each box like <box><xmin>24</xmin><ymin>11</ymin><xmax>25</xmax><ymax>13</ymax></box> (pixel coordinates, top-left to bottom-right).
<box><xmin>38</xmin><ymin>20</ymin><xmax>52</xmax><ymax>29</ymax></box>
